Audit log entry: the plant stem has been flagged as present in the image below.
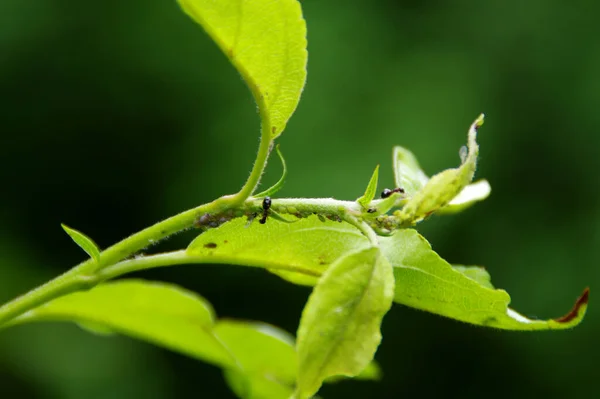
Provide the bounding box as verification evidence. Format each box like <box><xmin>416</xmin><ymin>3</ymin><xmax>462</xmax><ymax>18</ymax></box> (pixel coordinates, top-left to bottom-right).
<box><xmin>0</xmin><ymin>197</ymin><xmax>228</xmax><ymax>326</ymax></box>
<box><xmin>230</xmin><ymin>124</ymin><xmax>273</xmax><ymax>204</ymax></box>
<box><xmin>0</xmin><ymin>191</ymin><xmax>400</xmax><ymax>328</ymax></box>
<box><xmin>96</xmin><ymin>250</ymin><xmax>322</xmax><ymax>282</ymax></box>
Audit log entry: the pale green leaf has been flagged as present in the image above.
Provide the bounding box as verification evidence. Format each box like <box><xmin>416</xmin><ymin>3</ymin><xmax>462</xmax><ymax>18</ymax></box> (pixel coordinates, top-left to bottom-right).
<box><xmin>436</xmin><ymin>179</ymin><xmax>491</xmax><ymax>215</ymax></box>
<box><xmin>224</xmin><ymin>369</ymin><xmax>294</xmax><ymax>399</ymax></box>
<box><xmin>216</xmin><ymin>321</ymin><xmax>296</xmax><ymax>399</ymax></box>
<box><xmin>395</xmin><ymin>114</ymin><xmax>484</xmax><ymax>224</ymax></box>
<box><xmin>357</xmin><ymin>165</ymin><xmax>379</xmax><ymax>209</ymax></box>
<box><xmin>255</xmin><ymin>145</ymin><xmax>288</xmax><ymax>198</ymax></box>
<box><xmin>452</xmin><ymin>264</ymin><xmax>495</xmax><ymax>289</ymax></box>
<box><xmin>295</xmin><ymin>247</ymin><xmax>395</xmax><ymax>399</ymax></box>
<box><xmin>178</xmin><ymin>0</ymin><xmax>307</xmax><ymax>138</ymax></box>
<box><xmin>324</xmin><ymin>360</ymin><xmax>382</xmax><ymax>383</ymax></box>
<box><xmin>61</xmin><ymin>223</ymin><xmax>101</xmax><ymax>262</ymax></box>
<box><xmin>11</xmin><ymin>280</ymin><xmax>309</xmax><ymax>399</ymax></box>
<box><xmin>188</xmin><ymin>215</ymin><xmax>371</xmax><ymax>286</ymax></box>
<box><xmin>380</xmin><ymin>229</ymin><xmax>589</xmax><ymax>330</ymax></box>
<box><xmin>393</xmin><ymin>146</ymin><xmax>429</xmax><ymax>196</ymax></box>
<box><xmin>13</xmin><ymin>280</ymin><xmax>235</xmax><ymax>367</ymax></box>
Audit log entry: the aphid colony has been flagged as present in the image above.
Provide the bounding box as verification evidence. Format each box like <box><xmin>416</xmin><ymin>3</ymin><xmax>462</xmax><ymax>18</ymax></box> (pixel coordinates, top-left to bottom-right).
<box><xmin>195</xmin><ymin>186</ymin><xmax>405</xmax><ymax>232</ymax></box>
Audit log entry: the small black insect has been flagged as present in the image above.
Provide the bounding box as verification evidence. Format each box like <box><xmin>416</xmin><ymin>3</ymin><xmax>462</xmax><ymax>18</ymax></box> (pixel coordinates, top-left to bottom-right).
<box><xmin>260</xmin><ymin>196</ymin><xmax>272</xmax><ymax>224</ymax></box>
<box><xmin>381</xmin><ymin>187</ymin><xmax>405</xmax><ymax>198</ymax></box>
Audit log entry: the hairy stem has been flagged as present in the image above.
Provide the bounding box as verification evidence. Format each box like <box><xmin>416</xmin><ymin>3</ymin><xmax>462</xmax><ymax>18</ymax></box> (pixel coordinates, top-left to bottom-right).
<box><xmin>0</xmin><ymin>189</ymin><xmax>400</xmax><ymax>328</ymax></box>
<box><xmin>96</xmin><ymin>250</ymin><xmax>322</xmax><ymax>282</ymax></box>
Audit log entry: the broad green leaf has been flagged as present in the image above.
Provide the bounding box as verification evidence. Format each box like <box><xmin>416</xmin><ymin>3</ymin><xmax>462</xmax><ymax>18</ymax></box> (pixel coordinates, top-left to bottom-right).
<box><xmin>188</xmin><ymin>215</ymin><xmax>371</xmax><ymax>286</ymax></box>
<box><xmin>357</xmin><ymin>165</ymin><xmax>379</xmax><ymax>209</ymax></box>
<box><xmin>393</xmin><ymin>146</ymin><xmax>429</xmax><ymax>197</ymax></box>
<box><xmin>395</xmin><ymin>114</ymin><xmax>484</xmax><ymax>224</ymax></box>
<box><xmin>295</xmin><ymin>247</ymin><xmax>395</xmax><ymax>399</ymax></box>
<box><xmin>11</xmin><ymin>280</ymin><xmax>310</xmax><ymax>398</ymax></box>
<box><xmin>13</xmin><ymin>280</ymin><xmax>235</xmax><ymax>367</ymax></box>
<box><xmin>178</xmin><ymin>0</ymin><xmax>307</xmax><ymax>138</ymax></box>
<box><xmin>254</xmin><ymin>145</ymin><xmax>288</xmax><ymax>198</ymax></box>
<box><xmin>380</xmin><ymin>229</ymin><xmax>589</xmax><ymax>330</ymax></box>
<box><xmin>61</xmin><ymin>223</ymin><xmax>101</xmax><ymax>262</ymax></box>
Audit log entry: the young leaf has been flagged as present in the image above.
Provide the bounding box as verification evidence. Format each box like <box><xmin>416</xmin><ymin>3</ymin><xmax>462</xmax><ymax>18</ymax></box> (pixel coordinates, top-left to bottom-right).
<box><xmin>393</xmin><ymin>146</ymin><xmax>429</xmax><ymax>196</ymax></box>
<box><xmin>295</xmin><ymin>247</ymin><xmax>395</xmax><ymax>399</ymax></box>
<box><xmin>61</xmin><ymin>223</ymin><xmax>101</xmax><ymax>262</ymax></box>
<box><xmin>380</xmin><ymin>229</ymin><xmax>589</xmax><ymax>330</ymax></box>
<box><xmin>178</xmin><ymin>0</ymin><xmax>308</xmax><ymax>138</ymax></box>
<box><xmin>395</xmin><ymin>114</ymin><xmax>484</xmax><ymax>224</ymax></box>
<box><xmin>436</xmin><ymin>179</ymin><xmax>491</xmax><ymax>215</ymax></box>
<box><xmin>452</xmin><ymin>264</ymin><xmax>495</xmax><ymax>289</ymax></box>
<box><xmin>188</xmin><ymin>215</ymin><xmax>371</xmax><ymax>286</ymax></box>
<box><xmin>254</xmin><ymin>145</ymin><xmax>288</xmax><ymax>198</ymax></box>
<box><xmin>356</xmin><ymin>165</ymin><xmax>379</xmax><ymax>209</ymax></box>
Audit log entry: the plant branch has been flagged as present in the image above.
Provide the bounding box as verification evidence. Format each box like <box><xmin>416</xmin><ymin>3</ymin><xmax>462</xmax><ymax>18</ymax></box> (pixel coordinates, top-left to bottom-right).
<box><xmin>96</xmin><ymin>250</ymin><xmax>323</xmax><ymax>283</ymax></box>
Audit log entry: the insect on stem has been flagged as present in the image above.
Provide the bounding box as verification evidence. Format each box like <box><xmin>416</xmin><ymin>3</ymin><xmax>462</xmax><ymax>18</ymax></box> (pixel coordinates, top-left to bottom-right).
<box><xmin>259</xmin><ymin>196</ymin><xmax>272</xmax><ymax>224</ymax></box>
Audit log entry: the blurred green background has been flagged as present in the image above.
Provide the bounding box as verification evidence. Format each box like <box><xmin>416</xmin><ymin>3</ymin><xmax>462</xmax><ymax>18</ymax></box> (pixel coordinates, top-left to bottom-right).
<box><xmin>1</xmin><ymin>0</ymin><xmax>598</xmax><ymax>398</ymax></box>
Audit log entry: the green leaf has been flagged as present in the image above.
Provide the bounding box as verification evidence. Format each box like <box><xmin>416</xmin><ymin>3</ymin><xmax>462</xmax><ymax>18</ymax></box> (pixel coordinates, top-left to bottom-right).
<box><xmin>13</xmin><ymin>280</ymin><xmax>377</xmax><ymax>398</ymax></box>
<box><xmin>216</xmin><ymin>320</ymin><xmax>297</xmax><ymax>398</ymax></box>
<box><xmin>178</xmin><ymin>0</ymin><xmax>308</xmax><ymax>138</ymax></box>
<box><xmin>11</xmin><ymin>280</ymin><xmax>303</xmax><ymax>398</ymax></box>
<box><xmin>295</xmin><ymin>247</ymin><xmax>395</xmax><ymax>399</ymax></box>
<box><xmin>393</xmin><ymin>146</ymin><xmax>429</xmax><ymax>197</ymax></box>
<box><xmin>380</xmin><ymin>229</ymin><xmax>589</xmax><ymax>330</ymax></box>
<box><xmin>61</xmin><ymin>223</ymin><xmax>101</xmax><ymax>262</ymax></box>
<box><xmin>224</xmin><ymin>369</ymin><xmax>294</xmax><ymax>399</ymax></box>
<box><xmin>15</xmin><ymin>280</ymin><xmax>235</xmax><ymax>367</ymax></box>
<box><xmin>436</xmin><ymin>179</ymin><xmax>491</xmax><ymax>215</ymax></box>
<box><xmin>452</xmin><ymin>264</ymin><xmax>495</xmax><ymax>289</ymax></box>
<box><xmin>254</xmin><ymin>145</ymin><xmax>288</xmax><ymax>198</ymax></box>
<box><xmin>395</xmin><ymin>114</ymin><xmax>484</xmax><ymax>224</ymax></box>
<box><xmin>188</xmin><ymin>215</ymin><xmax>371</xmax><ymax>286</ymax></box>
<box><xmin>357</xmin><ymin>165</ymin><xmax>379</xmax><ymax>209</ymax></box>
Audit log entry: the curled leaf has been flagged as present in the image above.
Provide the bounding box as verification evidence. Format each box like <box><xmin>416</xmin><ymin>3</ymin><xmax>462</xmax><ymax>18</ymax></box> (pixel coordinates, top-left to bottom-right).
<box><xmin>392</xmin><ymin>114</ymin><xmax>487</xmax><ymax>223</ymax></box>
<box><xmin>255</xmin><ymin>145</ymin><xmax>288</xmax><ymax>198</ymax></box>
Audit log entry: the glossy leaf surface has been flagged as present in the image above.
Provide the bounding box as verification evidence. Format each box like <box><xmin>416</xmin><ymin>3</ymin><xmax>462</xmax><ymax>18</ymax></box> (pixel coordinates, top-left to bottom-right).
<box><xmin>178</xmin><ymin>0</ymin><xmax>307</xmax><ymax>138</ymax></box>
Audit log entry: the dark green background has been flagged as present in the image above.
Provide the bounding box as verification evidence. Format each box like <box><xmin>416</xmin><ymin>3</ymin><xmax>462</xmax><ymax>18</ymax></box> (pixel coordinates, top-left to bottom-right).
<box><xmin>1</xmin><ymin>0</ymin><xmax>598</xmax><ymax>398</ymax></box>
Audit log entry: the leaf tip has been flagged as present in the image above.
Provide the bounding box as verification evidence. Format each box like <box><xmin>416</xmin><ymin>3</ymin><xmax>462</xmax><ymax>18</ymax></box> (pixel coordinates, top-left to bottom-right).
<box><xmin>475</xmin><ymin>113</ymin><xmax>485</xmax><ymax>128</ymax></box>
<box><xmin>554</xmin><ymin>287</ymin><xmax>590</xmax><ymax>324</ymax></box>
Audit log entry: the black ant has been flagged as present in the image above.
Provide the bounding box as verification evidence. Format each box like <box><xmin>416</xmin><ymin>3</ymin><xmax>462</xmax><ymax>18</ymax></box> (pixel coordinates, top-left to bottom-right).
<box><xmin>259</xmin><ymin>196</ymin><xmax>271</xmax><ymax>224</ymax></box>
<box><xmin>381</xmin><ymin>187</ymin><xmax>405</xmax><ymax>198</ymax></box>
